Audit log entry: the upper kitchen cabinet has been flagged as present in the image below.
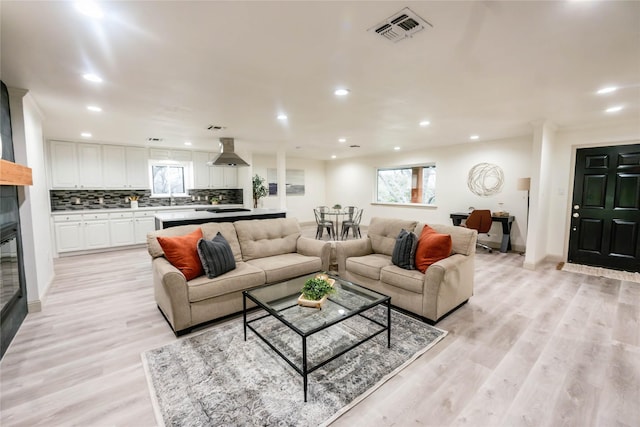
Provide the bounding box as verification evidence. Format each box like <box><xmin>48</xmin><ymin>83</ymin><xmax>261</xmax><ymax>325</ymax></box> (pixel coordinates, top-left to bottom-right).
<box><xmin>50</xmin><ymin>141</ymin><xmax>103</xmax><ymax>188</ymax></box>
<box><xmin>103</xmin><ymin>145</ymin><xmax>151</xmax><ymax>189</ymax></box>
<box><xmin>149</xmin><ymin>148</ymin><xmax>192</xmax><ymax>162</ymax></box>
<box><xmin>191</xmin><ymin>151</ymin><xmax>239</xmax><ymax>189</ymax></box>
<box><xmin>125</xmin><ymin>146</ymin><xmax>149</xmax><ymax>188</ymax></box>
<box><xmin>102</xmin><ymin>145</ymin><xmax>127</xmax><ymax>188</ymax></box>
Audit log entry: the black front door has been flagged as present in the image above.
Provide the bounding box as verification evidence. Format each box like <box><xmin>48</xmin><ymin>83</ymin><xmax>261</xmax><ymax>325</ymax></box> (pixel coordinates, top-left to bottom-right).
<box><xmin>568</xmin><ymin>144</ymin><xmax>640</xmax><ymax>272</ymax></box>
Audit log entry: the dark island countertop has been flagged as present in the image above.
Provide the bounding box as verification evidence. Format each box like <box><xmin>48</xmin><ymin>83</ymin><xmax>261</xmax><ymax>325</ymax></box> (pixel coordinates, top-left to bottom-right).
<box><xmin>154</xmin><ymin>208</ymin><xmax>287</xmax><ymax>230</ymax></box>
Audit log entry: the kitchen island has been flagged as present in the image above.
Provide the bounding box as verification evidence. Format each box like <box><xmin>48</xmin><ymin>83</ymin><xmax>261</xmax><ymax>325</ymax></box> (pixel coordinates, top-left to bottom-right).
<box><xmin>154</xmin><ymin>208</ymin><xmax>287</xmax><ymax>229</ymax></box>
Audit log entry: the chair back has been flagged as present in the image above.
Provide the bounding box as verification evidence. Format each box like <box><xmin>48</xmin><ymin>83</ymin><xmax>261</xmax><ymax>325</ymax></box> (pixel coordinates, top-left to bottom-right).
<box><xmin>352</xmin><ymin>207</ymin><xmax>363</xmax><ymax>225</ymax></box>
<box><xmin>316</xmin><ymin>206</ymin><xmax>330</xmax><ymax>221</ymax></box>
<box><xmin>344</xmin><ymin>206</ymin><xmax>357</xmax><ymax>221</ymax></box>
<box><xmin>465</xmin><ymin>209</ymin><xmax>492</xmax><ymax>233</ymax></box>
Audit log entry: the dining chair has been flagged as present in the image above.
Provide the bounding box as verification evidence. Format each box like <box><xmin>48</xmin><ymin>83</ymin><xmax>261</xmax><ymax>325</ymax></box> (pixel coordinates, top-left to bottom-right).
<box><xmin>463</xmin><ymin>209</ymin><xmax>493</xmax><ymax>252</ymax></box>
<box><xmin>341</xmin><ymin>207</ymin><xmax>362</xmax><ymax>239</ymax></box>
<box><xmin>314</xmin><ymin>206</ymin><xmax>335</xmax><ymax>240</ymax></box>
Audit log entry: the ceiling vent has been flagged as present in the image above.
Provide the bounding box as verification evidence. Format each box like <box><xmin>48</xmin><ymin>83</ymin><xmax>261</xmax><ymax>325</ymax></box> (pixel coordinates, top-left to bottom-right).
<box><xmin>207</xmin><ymin>125</ymin><xmax>226</xmax><ymax>131</ymax></box>
<box><xmin>147</xmin><ymin>137</ymin><xmax>163</xmax><ymax>142</ymax></box>
<box><xmin>368</xmin><ymin>7</ymin><xmax>432</xmax><ymax>43</ymax></box>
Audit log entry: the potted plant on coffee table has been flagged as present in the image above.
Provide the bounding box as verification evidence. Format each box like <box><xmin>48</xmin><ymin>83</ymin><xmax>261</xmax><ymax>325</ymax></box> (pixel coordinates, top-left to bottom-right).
<box><xmin>298</xmin><ymin>274</ymin><xmax>336</xmax><ymax>309</ymax></box>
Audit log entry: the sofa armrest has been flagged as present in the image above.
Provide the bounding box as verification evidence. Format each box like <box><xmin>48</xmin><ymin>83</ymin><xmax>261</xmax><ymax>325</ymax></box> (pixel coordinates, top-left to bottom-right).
<box><xmin>422</xmin><ymin>253</ymin><xmax>475</xmax><ymax>321</ymax></box>
<box><xmin>335</xmin><ymin>239</ymin><xmax>373</xmax><ymax>276</ymax></box>
<box><xmin>297</xmin><ymin>236</ymin><xmax>332</xmax><ymax>271</ymax></box>
<box><xmin>152</xmin><ymin>257</ymin><xmax>192</xmax><ymax>333</ymax></box>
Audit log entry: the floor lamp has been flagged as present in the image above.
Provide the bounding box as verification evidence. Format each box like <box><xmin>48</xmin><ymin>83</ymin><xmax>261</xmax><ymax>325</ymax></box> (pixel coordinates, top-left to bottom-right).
<box><xmin>517</xmin><ymin>177</ymin><xmax>531</xmax><ymax>255</ymax></box>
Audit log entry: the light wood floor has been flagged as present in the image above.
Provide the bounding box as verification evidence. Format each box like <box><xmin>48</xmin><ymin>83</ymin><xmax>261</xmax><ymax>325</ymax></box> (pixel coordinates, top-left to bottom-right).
<box><xmin>1</xmin><ymin>232</ymin><xmax>638</xmax><ymax>426</ymax></box>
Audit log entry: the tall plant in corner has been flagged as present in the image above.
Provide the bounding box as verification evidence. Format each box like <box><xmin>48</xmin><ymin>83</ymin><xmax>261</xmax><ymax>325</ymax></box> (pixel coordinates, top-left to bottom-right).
<box><xmin>252</xmin><ymin>174</ymin><xmax>268</xmax><ymax>208</ymax></box>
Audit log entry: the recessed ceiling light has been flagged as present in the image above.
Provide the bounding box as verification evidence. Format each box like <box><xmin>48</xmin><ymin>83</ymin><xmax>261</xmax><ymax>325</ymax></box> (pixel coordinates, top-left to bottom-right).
<box><xmin>86</xmin><ymin>105</ymin><xmax>102</xmax><ymax>112</ymax></box>
<box><xmin>605</xmin><ymin>106</ymin><xmax>623</xmax><ymax>113</ymax></box>
<box><xmin>470</xmin><ymin>135</ymin><xmax>479</xmax><ymax>140</ymax></box>
<box><xmin>597</xmin><ymin>86</ymin><xmax>618</xmax><ymax>95</ymax></box>
<box><xmin>75</xmin><ymin>1</ymin><xmax>104</xmax><ymax>19</ymax></box>
<box><xmin>334</xmin><ymin>88</ymin><xmax>350</xmax><ymax>96</ymax></box>
<box><xmin>394</xmin><ymin>146</ymin><xmax>400</xmax><ymax>151</ymax></box>
<box><xmin>331</xmin><ymin>155</ymin><xmax>337</xmax><ymax>159</ymax></box>
<box><xmin>338</xmin><ymin>138</ymin><xmax>346</xmax><ymax>143</ymax></box>
<box><xmin>277</xmin><ymin>113</ymin><xmax>288</xmax><ymax>120</ymax></box>
<box><xmin>419</xmin><ymin>120</ymin><xmax>430</xmax><ymax>127</ymax></box>
<box><xmin>81</xmin><ymin>132</ymin><xmax>92</xmax><ymax>138</ymax></box>
<box><xmin>184</xmin><ymin>141</ymin><xmax>192</xmax><ymax>146</ymax></box>
<box><xmin>83</xmin><ymin>73</ymin><xmax>103</xmax><ymax>83</ymax></box>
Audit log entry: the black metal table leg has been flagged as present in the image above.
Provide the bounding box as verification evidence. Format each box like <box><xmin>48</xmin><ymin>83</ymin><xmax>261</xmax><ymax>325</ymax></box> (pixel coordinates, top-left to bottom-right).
<box><xmin>387</xmin><ymin>299</ymin><xmax>391</xmax><ymax>348</ymax></box>
<box><xmin>303</xmin><ymin>336</ymin><xmax>308</xmax><ymax>402</ymax></box>
<box><xmin>243</xmin><ymin>292</ymin><xmax>247</xmax><ymax>341</ymax></box>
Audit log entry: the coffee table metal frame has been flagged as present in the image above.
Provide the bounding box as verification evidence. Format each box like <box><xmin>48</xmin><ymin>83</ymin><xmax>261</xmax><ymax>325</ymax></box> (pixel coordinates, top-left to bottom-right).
<box><xmin>243</xmin><ymin>274</ymin><xmax>391</xmax><ymax>402</ymax></box>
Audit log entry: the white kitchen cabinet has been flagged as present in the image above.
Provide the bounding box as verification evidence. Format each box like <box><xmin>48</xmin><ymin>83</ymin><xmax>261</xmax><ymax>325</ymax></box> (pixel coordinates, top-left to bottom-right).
<box><xmin>54</xmin><ymin>217</ymin><xmax>83</xmax><ymax>252</ymax></box>
<box><xmin>102</xmin><ymin>145</ymin><xmax>127</xmax><ymax>188</ymax></box>
<box><xmin>223</xmin><ymin>168</ymin><xmax>238</xmax><ymax>188</ymax></box>
<box><xmin>134</xmin><ymin>211</ymin><xmax>156</xmax><ymax>244</ymax></box>
<box><xmin>210</xmin><ymin>166</ymin><xmax>224</xmax><ymax>188</ymax></box>
<box><xmin>149</xmin><ymin>149</ymin><xmax>192</xmax><ymax>162</ymax></box>
<box><xmin>125</xmin><ymin>147</ymin><xmax>149</xmax><ymax>188</ymax></box>
<box><xmin>50</xmin><ymin>141</ymin><xmax>79</xmax><ymax>188</ymax></box>
<box><xmin>53</xmin><ymin>213</ymin><xmax>110</xmax><ymax>253</ymax></box>
<box><xmin>82</xmin><ymin>213</ymin><xmax>110</xmax><ymax>249</ymax></box>
<box><xmin>109</xmin><ymin>212</ymin><xmax>135</xmax><ymax>246</ymax></box>
<box><xmin>77</xmin><ymin>144</ymin><xmax>103</xmax><ymax>188</ymax></box>
<box><xmin>192</xmin><ymin>151</ymin><xmax>211</xmax><ymax>189</ymax></box>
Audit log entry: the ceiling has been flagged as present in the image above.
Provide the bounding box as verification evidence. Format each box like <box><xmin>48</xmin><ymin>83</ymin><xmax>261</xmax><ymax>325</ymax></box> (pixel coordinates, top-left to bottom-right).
<box><xmin>2</xmin><ymin>1</ymin><xmax>639</xmax><ymax>160</ymax></box>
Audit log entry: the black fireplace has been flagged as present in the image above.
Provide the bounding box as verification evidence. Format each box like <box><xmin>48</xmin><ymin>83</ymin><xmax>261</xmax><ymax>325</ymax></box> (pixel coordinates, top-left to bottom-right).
<box><xmin>1</xmin><ymin>80</ymin><xmax>28</xmax><ymax>359</ymax></box>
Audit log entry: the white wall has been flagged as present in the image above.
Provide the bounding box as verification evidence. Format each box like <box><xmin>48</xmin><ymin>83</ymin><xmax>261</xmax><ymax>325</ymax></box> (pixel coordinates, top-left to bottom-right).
<box><xmin>9</xmin><ymin>88</ymin><xmax>55</xmax><ymax>311</ymax></box>
<box><xmin>252</xmin><ymin>154</ymin><xmax>326</xmax><ymax>223</ymax></box>
<box><xmin>546</xmin><ymin>120</ymin><xmax>640</xmax><ymax>259</ymax></box>
<box><xmin>325</xmin><ymin>136</ymin><xmax>533</xmax><ymax>251</ymax></box>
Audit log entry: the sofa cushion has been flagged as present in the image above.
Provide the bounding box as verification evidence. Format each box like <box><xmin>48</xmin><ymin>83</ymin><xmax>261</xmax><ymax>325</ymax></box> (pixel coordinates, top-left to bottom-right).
<box><xmin>416</xmin><ymin>222</ymin><xmax>476</xmax><ymax>256</ymax></box>
<box><xmin>234</xmin><ymin>218</ymin><xmax>301</xmax><ymax>261</ymax></box>
<box><xmin>415</xmin><ymin>225</ymin><xmax>452</xmax><ymax>273</ymax></box>
<box><xmin>187</xmin><ymin>262</ymin><xmax>265</xmax><ymax>303</ymax></box>
<box><xmin>200</xmin><ymin>222</ymin><xmax>243</xmax><ymax>262</ymax></box>
<box><xmin>197</xmin><ymin>232</ymin><xmax>236</xmax><ymax>279</ymax></box>
<box><xmin>156</xmin><ymin>228</ymin><xmax>204</xmax><ymax>280</ymax></box>
<box><xmin>147</xmin><ymin>224</ymin><xmax>201</xmax><ymax>259</ymax></box>
<box><xmin>247</xmin><ymin>253</ymin><xmax>321</xmax><ymax>283</ymax></box>
<box><xmin>391</xmin><ymin>229</ymin><xmax>418</xmax><ymax>270</ymax></box>
<box><xmin>345</xmin><ymin>254</ymin><xmax>393</xmax><ymax>280</ymax></box>
<box><xmin>381</xmin><ymin>265</ymin><xmax>425</xmax><ymax>294</ymax></box>
<box><xmin>368</xmin><ymin>217</ymin><xmax>418</xmax><ymax>256</ymax></box>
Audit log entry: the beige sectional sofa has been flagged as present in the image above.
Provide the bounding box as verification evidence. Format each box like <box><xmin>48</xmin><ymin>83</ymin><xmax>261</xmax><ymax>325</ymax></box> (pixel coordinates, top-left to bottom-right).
<box><xmin>147</xmin><ymin>217</ymin><xmax>331</xmax><ymax>335</ymax></box>
<box><xmin>336</xmin><ymin>217</ymin><xmax>477</xmax><ymax>324</ymax></box>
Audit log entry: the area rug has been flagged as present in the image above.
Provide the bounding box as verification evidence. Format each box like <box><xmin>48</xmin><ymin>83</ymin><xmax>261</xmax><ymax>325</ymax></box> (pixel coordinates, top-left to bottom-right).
<box><xmin>560</xmin><ymin>262</ymin><xmax>640</xmax><ymax>283</ymax></box>
<box><xmin>142</xmin><ymin>306</ymin><xmax>446</xmax><ymax>427</ymax></box>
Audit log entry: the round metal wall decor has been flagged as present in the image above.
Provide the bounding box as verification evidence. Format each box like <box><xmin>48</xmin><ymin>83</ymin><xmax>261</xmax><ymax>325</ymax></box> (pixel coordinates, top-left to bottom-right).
<box><xmin>467</xmin><ymin>163</ymin><xmax>504</xmax><ymax>196</ymax></box>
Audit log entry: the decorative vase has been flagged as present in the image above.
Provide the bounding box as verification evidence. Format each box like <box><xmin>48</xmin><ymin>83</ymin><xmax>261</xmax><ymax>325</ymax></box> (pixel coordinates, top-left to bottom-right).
<box><xmin>253</xmin><ymin>199</ymin><xmax>258</xmax><ymax>208</ymax></box>
<box><xmin>130</xmin><ymin>201</ymin><xmax>139</xmax><ymax>209</ymax></box>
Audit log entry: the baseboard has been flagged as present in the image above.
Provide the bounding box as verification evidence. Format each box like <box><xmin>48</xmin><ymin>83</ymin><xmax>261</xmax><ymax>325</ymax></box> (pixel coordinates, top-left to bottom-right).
<box><xmin>27</xmin><ymin>300</ymin><xmax>42</xmax><ymax>313</ymax></box>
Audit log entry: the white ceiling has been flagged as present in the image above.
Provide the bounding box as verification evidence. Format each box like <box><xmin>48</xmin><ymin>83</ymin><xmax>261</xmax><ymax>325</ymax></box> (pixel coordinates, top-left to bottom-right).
<box><xmin>2</xmin><ymin>1</ymin><xmax>639</xmax><ymax>160</ymax></box>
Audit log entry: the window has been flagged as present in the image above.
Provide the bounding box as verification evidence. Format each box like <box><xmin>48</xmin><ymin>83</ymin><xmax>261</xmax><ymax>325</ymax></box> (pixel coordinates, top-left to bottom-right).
<box><xmin>152</xmin><ymin>164</ymin><xmax>186</xmax><ymax>196</ymax></box>
<box><xmin>376</xmin><ymin>164</ymin><xmax>436</xmax><ymax>205</ymax></box>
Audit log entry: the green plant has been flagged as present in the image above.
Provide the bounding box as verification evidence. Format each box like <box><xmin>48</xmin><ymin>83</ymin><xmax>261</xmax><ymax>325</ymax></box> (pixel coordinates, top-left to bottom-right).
<box><xmin>301</xmin><ymin>277</ymin><xmax>335</xmax><ymax>301</ymax></box>
<box><xmin>252</xmin><ymin>174</ymin><xmax>268</xmax><ymax>208</ymax></box>
<box><xmin>333</xmin><ymin>204</ymin><xmax>342</xmax><ymax>210</ymax></box>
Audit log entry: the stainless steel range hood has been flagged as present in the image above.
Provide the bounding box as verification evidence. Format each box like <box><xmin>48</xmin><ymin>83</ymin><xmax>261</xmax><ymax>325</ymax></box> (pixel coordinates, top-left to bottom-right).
<box><xmin>207</xmin><ymin>137</ymin><xmax>250</xmax><ymax>167</ymax></box>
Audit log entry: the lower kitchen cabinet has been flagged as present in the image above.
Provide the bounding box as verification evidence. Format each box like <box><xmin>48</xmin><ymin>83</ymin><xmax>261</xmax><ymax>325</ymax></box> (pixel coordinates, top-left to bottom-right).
<box><xmin>53</xmin><ymin>213</ymin><xmax>110</xmax><ymax>252</ymax></box>
<box><xmin>134</xmin><ymin>211</ymin><xmax>156</xmax><ymax>244</ymax></box>
<box><xmin>109</xmin><ymin>212</ymin><xmax>135</xmax><ymax>246</ymax></box>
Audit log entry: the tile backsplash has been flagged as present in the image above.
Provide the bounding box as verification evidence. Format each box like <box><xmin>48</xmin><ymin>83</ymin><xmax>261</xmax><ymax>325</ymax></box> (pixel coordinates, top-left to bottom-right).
<box><xmin>50</xmin><ymin>189</ymin><xmax>243</xmax><ymax>211</ymax></box>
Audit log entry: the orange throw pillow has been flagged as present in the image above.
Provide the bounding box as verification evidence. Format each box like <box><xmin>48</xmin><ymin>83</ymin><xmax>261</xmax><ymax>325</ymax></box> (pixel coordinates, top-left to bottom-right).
<box><xmin>157</xmin><ymin>228</ymin><xmax>204</xmax><ymax>280</ymax></box>
<box><xmin>415</xmin><ymin>225</ymin><xmax>452</xmax><ymax>273</ymax></box>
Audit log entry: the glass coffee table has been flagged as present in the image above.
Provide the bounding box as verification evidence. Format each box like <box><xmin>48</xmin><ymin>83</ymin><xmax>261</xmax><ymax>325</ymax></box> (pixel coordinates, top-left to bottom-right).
<box><xmin>243</xmin><ymin>273</ymin><xmax>391</xmax><ymax>402</ymax></box>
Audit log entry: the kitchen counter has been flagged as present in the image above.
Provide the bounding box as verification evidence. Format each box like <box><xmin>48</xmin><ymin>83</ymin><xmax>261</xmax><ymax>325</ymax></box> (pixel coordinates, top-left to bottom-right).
<box><xmin>154</xmin><ymin>208</ymin><xmax>287</xmax><ymax>229</ymax></box>
<box><xmin>50</xmin><ymin>204</ymin><xmax>242</xmax><ymax>215</ymax></box>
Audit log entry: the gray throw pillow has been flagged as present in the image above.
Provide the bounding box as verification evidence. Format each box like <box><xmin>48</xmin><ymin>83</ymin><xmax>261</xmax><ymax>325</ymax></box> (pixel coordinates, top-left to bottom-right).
<box><xmin>197</xmin><ymin>232</ymin><xmax>236</xmax><ymax>279</ymax></box>
<box><xmin>391</xmin><ymin>229</ymin><xmax>418</xmax><ymax>270</ymax></box>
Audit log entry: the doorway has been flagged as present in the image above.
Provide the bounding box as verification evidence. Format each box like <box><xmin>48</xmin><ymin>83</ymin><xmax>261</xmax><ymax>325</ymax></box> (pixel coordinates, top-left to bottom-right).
<box><xmin>568</xmin><ymin>144</ymin><xmax>640</xmax><ymax>272</ymax></box>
